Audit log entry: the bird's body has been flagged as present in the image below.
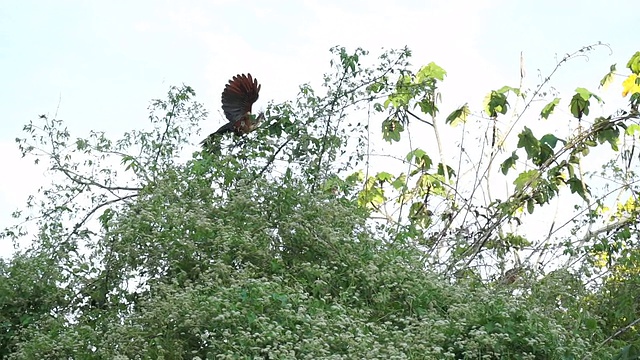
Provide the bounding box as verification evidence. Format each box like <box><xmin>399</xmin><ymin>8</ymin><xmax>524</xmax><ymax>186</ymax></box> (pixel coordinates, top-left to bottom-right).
<box><xmin>201</xmin><ymin>74</ymin><xmax>263</xmax><ymax>150</ymax></box>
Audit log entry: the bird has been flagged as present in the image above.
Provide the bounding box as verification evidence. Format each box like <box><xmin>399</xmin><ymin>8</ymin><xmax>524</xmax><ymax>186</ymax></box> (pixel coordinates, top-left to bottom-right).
<box><xmin>201</xmin><ymin>73</ymin><xmax>264</xmax><ymax>151</ymax></box>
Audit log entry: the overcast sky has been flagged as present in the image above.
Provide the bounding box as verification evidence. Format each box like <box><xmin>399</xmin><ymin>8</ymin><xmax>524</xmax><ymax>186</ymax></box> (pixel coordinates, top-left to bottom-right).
<box><xmin>1</xmin><ymin>0</ymin><xmax>637</xmax><ymax>256</ymax></box>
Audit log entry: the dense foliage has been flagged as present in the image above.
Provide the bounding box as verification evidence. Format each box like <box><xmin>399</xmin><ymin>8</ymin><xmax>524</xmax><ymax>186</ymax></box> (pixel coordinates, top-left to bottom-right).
<box><xmin>1</xmin><ymin>45</ymin><xmax>639</xmax><ymax>359</ymax></box>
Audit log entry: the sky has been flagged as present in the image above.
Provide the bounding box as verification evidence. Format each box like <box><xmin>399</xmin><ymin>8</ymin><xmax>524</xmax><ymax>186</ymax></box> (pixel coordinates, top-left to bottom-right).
<box><xmin>0</xmin><ymin>0</ymin><xmax>638</xmax><ymax>257</ymax></box>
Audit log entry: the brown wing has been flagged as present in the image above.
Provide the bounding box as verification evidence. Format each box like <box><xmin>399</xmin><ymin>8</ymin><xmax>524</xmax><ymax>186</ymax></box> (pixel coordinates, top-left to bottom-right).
<box><xmin>221</xmin><ymin>74</ymin><xmax>261</xmax><ymax>123</ymax></box>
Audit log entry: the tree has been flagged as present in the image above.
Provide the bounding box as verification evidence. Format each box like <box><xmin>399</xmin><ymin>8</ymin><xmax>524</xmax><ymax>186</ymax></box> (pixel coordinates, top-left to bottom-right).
<box><xmin>1</xmin><ymin>45</ymin><xmax>639</xmax><ymax>359</ymax></box>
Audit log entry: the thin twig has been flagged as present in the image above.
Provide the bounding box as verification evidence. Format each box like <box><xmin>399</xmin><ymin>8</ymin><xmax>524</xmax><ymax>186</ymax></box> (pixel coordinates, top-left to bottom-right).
<box><xmin>583</xmin><ymin>317</ymin><xmax>640</xmax><ymax>360</ymax></box>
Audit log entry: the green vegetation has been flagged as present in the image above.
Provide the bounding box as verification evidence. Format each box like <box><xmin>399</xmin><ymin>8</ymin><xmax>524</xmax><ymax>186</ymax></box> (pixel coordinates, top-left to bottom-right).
<box><xmin>1</xmin><ymin>45</ymin><xmax>639</xmax><ymax>359</ymax></box>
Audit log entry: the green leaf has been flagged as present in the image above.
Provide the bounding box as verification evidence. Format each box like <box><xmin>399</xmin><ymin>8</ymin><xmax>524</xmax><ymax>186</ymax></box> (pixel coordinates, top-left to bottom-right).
<box><xmin>416</xmin><ymin>62</ymin><xmax>447</xmax><ymax>82</ymax></box>
<box><xmin>575</xmin><ymin>87</ymin><xmax>592</xmax><ymax>100</ymax></box>
<box><xmin>391</xmin><ymin>174</ymin><xmax>406</xmax><ymax>190</ymax></box>
<box><xmin>417</xmin><ymin>154</ymin><xmax>433</xmax><ymax>170</ymax></box>
<box><xmin>574</xmin><ymin>87</ymin><xmax>602</xmax><ymax>106</ymax></box>
<box><xmin>358</xmin><ymin>177</ymin><xmax>386</xmax><ymax>207</ymax></box>
<box><xmin>584</xmin><ymin>317</ymin><xmax>598</xmax><ymax>330</ymax></box>
<box><xmin>596</xmin><ymin>128</ymin><xmax>620</xmax><ymax>151</ymax></box>
<box><xmin>384</xmin><ymin>75</ymin><xmax>414</xmax><ymax>110</ymax></box>
<box><xmin>613</xmin><ymin>344</ymin><xmax>640</xmax><ymax>360</ymax></box>
<box><xmin>484</xmin><ymin>90</ymin><xmax>509</xmax><ymax>117</ymax></box>
<box><xmin>99</xmin><ymin>208</ymin><xmax>114</xmax><ymax>229</ymax></box>
<box><xmin>382</xmin><ymin>118</ymin><xmax>404</xmax><ymax>143</ymax></box>
<box><xmin>121</xmin><ymin>155</ymin><xmax>138</xmax><ymax>172</ymax></box>
<box><xmin>626</xmin><ymin>51</ymin><xmax>640</xmax><ymax>74</ymax></box>
<box><xmin>407</xmin><ymin>149</ymin><xmax>432</xmax><ymax>171</ymax></box>
<box><xmin>340</xmin><ymin>48</ymin><xmax>358</xmax><ymax>73</ymax></box>
<box><xmin>445</xmin><ymin>104</ymin><xmax>470</xmax><ymax>126</ymax></box>
<box><xmin>408</xmin><ymin>201</ymin><xmax>432</xmax><ymax>227</ymax></box>
<box><xmin>367</xmin><ymin>78</ymin><xmax>387</xmax><ymax>94</ymax></box>
<box><xmin>569</xmin><ymin>92</ymin><xmax>590</xmax><ymax>120</ymax></box>
<box><xmin>567</xmin><ymin>176</ymin><xmax>589</xmax><ymax>201</ymax></box>
<box><xmin>599</xmin><ymin>64</ymin><xmax>617</xmax><ymax>88</ymax></box>
<box><xmin>526</xmin><ymin>198</ymin><xmax>534</xmax><ymax>214</ymax></box>
<box><xmin>406</xmin><ymin>148</ymin><xmax>427</xmax><ymax>162</ymax></box>
<box><xmin>376</xmin><ymin>172</ymin><xmax>394</xmax><ymax>182</ymax></box>
<box><xmin>514</xmin><ymin>169</ymin><xmax>539</xmax><ymax>191</ymax></box>
<box><xmin>535</xmin><ymin>143</ymin><xmax>554</xmax><ymax>166</ymax></box>
<box><xmin>496</xmin><ymin>85</ymin><xmax>520</xmax><ymax>96</ymax></box>
<box><xmin>593</xmin><ymin>117</ymin><xmax>620</xmax><ymax>151</ymax></box>
<box><xmin>76</xmin><ymin>138</ymin><xmax>87</xmax><ymax>150</ymax></box>
<box><xmin>500</xmin><ymin>152</ymin><xmax>519</xmax><ymax>175</ymax></box>
<box><xmin>418</xmin><ymin>98</ymin><xmax>437</xmax><ymax>117</ymax></box>
<box><xmin>517</xmin><ymin>127</ymin><xmax>540</xmax><ymax>159</ymax></box>
<box><xmin>566</xmin><ymin>162</ymin><xmax>575</xmax><ymax>178</ymax></box>
<box><xmin>540</xmin><ymin>98</ymin><xmax>560</xmax><ymax>119</ymax></box>
<box><xmin>540</xmin><ymin>134</ymin><xmax>561</xmax><ymax>148</ymax></box>
<box><xmin>346</xmin><ymin>170</ymin><xmax>364</xmax><ymax>183</ymax></box>
<box><xmin>625</xmin><ymin>124</ymin><xmax>640</xmax><ymax>136</ymax></box>
<box><xmin>437</xmin><ymin>163</ymin><xmax>456</xmax><ymax>179</ymax></box>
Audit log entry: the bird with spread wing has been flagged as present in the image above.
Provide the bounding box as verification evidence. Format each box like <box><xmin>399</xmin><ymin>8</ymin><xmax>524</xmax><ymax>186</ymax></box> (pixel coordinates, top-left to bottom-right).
<box><xmin>201</xmin><ymin>73</ymin><xmax>264</xmax><ymax>151</ymax></box>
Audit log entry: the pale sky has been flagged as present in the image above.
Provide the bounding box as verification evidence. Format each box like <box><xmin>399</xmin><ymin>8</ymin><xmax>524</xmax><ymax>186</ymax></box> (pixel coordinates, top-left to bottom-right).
<box><xmin>1</xmin><ymin>0</ymin><xmax>637</xmax><ymax>257</ymax></box>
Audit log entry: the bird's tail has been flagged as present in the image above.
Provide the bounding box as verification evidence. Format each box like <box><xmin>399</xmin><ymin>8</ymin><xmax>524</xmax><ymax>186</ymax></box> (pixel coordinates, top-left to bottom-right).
<box><xmin>200</xmin><ymin>123</ymin><xmax>234</xmax><ymax>155</ymax></box>
<box><xmin>200</xmin><ymin>135</ymin><xmax>221</xmax><ymax>156</ymax></box>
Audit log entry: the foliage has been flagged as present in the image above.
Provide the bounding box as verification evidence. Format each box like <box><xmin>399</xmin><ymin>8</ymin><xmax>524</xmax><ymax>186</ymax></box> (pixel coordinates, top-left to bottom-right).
<box><xmin>1</xmin><ymin>44</ymin><xmax>640</xmax><ymax>358</ymax></box>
